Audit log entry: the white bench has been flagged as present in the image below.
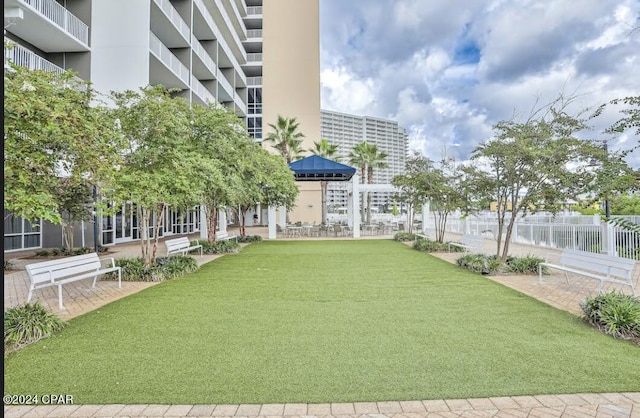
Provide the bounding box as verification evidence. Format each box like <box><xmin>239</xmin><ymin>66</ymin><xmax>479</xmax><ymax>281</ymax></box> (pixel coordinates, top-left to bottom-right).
<box><xmin>415</xmin><ymin>233</ymin><xmax>429</xmax><ymax>240</ymax></box>
<box><xmin>448</xmin><ymin>234</ymin><xmax>484</xmax><ymax>252</ymax></box>
<box><xmin>215</xmin><ymin>230</ymin><xmax>237</xmax><ymax>242</ymax></box>
<box><xmin>165</xmin><ymin>237</ymin><xmax>203</xmax><ymax>257</ymax></box>
<box><xmin>539</xmin><ymin>248</ymin><xmax>636</xmax><ymax>295</ymax></box>
<box><xmin>25</xmin><ymin>253</ymin><xmax>122</xmax><ymax>309</ymax></box>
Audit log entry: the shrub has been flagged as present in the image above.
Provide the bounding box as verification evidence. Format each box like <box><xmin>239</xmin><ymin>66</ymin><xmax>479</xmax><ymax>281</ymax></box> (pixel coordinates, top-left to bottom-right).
<box><xmin>505</xmin><ymin>254</ymin><xmax>547</xmax><ymax>274</ymax></box>
<box><xmin>155</xmin><ymin>256</ymin><xmax>199</xmax><ymax>280</ymax></box>
<box><xmin>580</xmin><ymin>292</ymin><xmax>640</xmax><ymax>343</ymax></box>
<box><xmin>456</xmin><ymin>254</ymin><xmax>504</xmax><ymax>274</ymax></box>
<box><xmin>5</xmin><ymin>302</ymin><xmax>66</xmax><ymax>354</ymax></box>
<box><xmin>35</xmin><ymin>250</ymin><xmax>50</xmax><ymax>257</ymax></box>
<box><xmin>394</xmin><ymin>232</ymin><xmax>415</xmax><ymax>242</ymax></box>
<box><xmin>196</xmin><ymin>239</ymin><xmax>241</xmax><ymax>254</ymax></box>
<box><xmin>108</xmin><ymin>255</ymin><xmax>199</xmax><ymax>282</ymax></box>
<box><xmin>238</xmin><ymin>235</ymin><xmax>263</xmax><ymax>243</ymax></box>
<box><xmin>4</xmin><ymin>259</ymin><xmax>15</xmax><ymax>271</ymax></box>
<box><xmin>412</xmin><ymin>238</ymin><xmax>450</xmax><ymax>252</ymax></box>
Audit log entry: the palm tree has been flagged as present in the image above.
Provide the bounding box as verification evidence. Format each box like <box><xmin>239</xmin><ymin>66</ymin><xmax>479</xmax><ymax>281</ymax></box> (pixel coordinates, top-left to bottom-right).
<box><xmin>309</xmin><ymin>138</ymin><xmax>340</xmax><ymax>224</ymax></box>
<box><xmin>264</xmin><ymin>115</ymin><xmax>305</xmax><ymax>163</ymax></box>
<box><xmin>349</xmin><ymin>142</ymin><xmax>388</xmax><ymax>224</ymax></box>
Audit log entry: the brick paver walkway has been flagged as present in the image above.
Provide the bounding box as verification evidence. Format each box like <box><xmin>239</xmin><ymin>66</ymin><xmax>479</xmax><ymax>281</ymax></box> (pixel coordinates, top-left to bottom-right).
<box><xmin>4</xmin><ymin>393</ymin><xmax>640</xmax><ymax>417</ymax></box>
<box><xmin>5</xmin><ymin>228</ymin><xmax>639</xmax><ymax>418</ymax></box>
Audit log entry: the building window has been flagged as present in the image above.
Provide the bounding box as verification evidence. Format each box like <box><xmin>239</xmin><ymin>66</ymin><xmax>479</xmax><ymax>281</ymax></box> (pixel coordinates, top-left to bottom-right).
<box><xmin>4</xmin><ymin>210</ymin><xmax>42</xmax><ymax>251</ymax></box>
<box><xmin>248</xmin><ymin>87</ymin><xmax>262</xmax><ymax>114</ymax></box>
<box><xmin>248</xmin><ymin>116</ymin><xmax>262</xmax><ymax>140</ymax></box>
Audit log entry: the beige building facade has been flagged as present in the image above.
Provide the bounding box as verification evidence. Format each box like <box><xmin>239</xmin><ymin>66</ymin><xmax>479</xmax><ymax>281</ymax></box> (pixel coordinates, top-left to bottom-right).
<box><xmin>262</xmin><ymin>0</ymin><xmax>322</xmax><ymax>224</ymax></box>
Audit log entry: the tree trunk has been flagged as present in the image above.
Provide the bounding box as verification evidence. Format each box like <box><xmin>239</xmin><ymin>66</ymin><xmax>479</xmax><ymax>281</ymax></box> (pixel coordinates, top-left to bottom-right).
<box><xmin>239</xmin><ymin>206</ymin><xmax>248</xmax><ymax>237</ymax></box>
<box><xmin>62</xmin><ymin>221</ymin><xmax>74</xmax><ymax>252</ymax></box>
<box><xmin>140</xmin><ymin>207</ymin><xmax>151</xmax><ymax>267</ymax></box>
<box><xmin>151</xmin><ymin>203</ymin><xmax>165</xmax><ymax>265</ymax></box>
<box><xmin>207</xmin><ymin>205</ymin><xmax>219</xmax><ymax>243</ymax></box>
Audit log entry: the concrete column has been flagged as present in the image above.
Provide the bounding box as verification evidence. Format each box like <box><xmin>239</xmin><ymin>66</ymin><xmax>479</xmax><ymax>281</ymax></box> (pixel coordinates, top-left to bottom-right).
<box><xmin>422</xmin><ymin>201</ymin><xmax>430</xmax><ymax>235</ymax></box>
<box><xmin>200</xmin><ymin>205</ymin><xmax>208</xmax><ymax>239</ymax></box>
<box><xmin>278</xmin><ymin>206</ymin><xmax>287</xmax><ymax>227</ymax></box>
<box><xmin>347</xmin><ymin>190</ymin><xmax>353</xmax><ymax>227</ymax></box>
<box><xmin>219</xmin><ymin>209</ymin><xmax>227</xmax><ymax>233</ymax></box>
<box><xmin>268</xmin><ymin>205</ymin><xmax>277</xmax><ymax>239</ymax></box>
<box><xmin>601</xmin><ymin>222</ymin><xmax>616</xmax><ymax>256</ymax></box>
<box><xmin>352</xmin><ymin>174</ymin><xmax>360</xmax><ymax>238</ymax></box>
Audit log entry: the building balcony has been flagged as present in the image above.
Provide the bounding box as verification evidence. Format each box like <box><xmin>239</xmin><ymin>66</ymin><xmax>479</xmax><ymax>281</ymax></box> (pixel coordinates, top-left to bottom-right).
<box><xmin>191</xmin><ymin>39</ymin><xmax>216</xmax><ymax>79</ymax></box>
<box><xmin>246</xmin><ymin>6</ymin><xmax>262</xmax><ymax>17</ymax></box>
<box><xmin>4</xmin><ymin>0</ymin><xmax>89</xmax><ymax>52</ymax></box>
<box><xmin>234</xmin><ymin>91</ymin><xmax>247</xmax><ymax>117</ymax></box>
<box><xmin>151</xmin><ymin>0</ymin><xmax>190</xmax><ymax>48</ymax></box>
<box><xmin>247</xmin><ymin>76</ymin><xmax>262</xmax><ymax>86</ymax></box>
<box><xmin>217</xmin><ymin>70</ymin><xmax>233</xmax><ymax>102</ymax></box>
<box><xmin>193</xmin><ymin>0</ymin><xmax>245</xmax><ymax>69</ymax></box>
<box><xmin>149</xmin><ymin>31</ymin><xmax>189</xmax><ymax>90</ymax></box>
<box><xmin>243</xmin><ymin>53</ymin><xmax>262</xmax><ymax>67</ymax></box>
<box><xmin>246</xmin><ymin>29</ymin><xmax>262</xmax><ymax>39</ymax></box>
<box><xmin>5</xmin><ymin>38</ymin><xmax>65</xmax><ymax>74</ymax></box>
<box><xmin>192</xmin><ymin>78</ymin><xmax>216</xmax><ymax>105</ymax></box>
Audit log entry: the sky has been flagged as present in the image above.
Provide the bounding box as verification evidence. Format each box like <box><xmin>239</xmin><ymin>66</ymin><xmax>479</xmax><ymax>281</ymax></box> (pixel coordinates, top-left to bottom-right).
<box><xmin>319</xmin><ymin>0</ymin><xmax>640</xmax><ymax>167</ymax></box>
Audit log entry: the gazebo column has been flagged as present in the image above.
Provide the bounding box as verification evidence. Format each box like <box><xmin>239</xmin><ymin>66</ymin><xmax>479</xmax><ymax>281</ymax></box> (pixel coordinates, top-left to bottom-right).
<box><xmin>352</xmin><ymin>174</ymin><xmax>361</xmax><ymax>238</ymax></box>
<box><xmin>268</xmin><ymin>205</ymin><xmax>277</xmax><ymax>239</ymax></box>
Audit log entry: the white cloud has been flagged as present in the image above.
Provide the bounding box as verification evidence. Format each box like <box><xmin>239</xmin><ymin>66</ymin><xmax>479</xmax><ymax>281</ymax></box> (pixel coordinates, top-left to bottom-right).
<box><xmin>321</xmin><ymin>0</ymin><xmax>640</xmax><ymax>167</ymax></box>
<box><xmin>320</xmin><ymin>66</ymin><xmax>376</xmax><ymax>115</ymax></box>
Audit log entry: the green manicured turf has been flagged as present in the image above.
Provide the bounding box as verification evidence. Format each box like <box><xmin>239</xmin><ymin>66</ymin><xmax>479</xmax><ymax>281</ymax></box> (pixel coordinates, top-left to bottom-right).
<box><xmin>5</xmin><ymin>240</ymin><xmax>640</xmax><ymax>404</ymax></box>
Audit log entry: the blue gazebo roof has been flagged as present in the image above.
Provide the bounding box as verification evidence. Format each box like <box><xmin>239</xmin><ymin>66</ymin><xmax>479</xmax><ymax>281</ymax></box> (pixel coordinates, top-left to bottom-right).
<box><xmin>288</xmin><ymin>155</ymin><xmax>356</xmax><ymax>181</ymax></box>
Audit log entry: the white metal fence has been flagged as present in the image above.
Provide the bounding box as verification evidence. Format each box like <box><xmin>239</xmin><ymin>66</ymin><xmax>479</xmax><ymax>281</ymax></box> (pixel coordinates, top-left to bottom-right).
<box><xmin>434</xmin><ymin>214</ymin><xmax>640</xmax><ymax>260</ymax></box>
<box><xmin>23</xmin><ymin>0</ymin><xmax>89</xmax><ymax>45</ymax></box>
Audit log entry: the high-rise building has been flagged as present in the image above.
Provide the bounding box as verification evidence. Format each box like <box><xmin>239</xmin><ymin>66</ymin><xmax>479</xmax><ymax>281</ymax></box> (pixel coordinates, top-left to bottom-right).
<box><xmin>3</xmin><ymin>0</ymin><xmax>320</xmax><ymax>251</ymax></box>
<box><xmin>320</xmin><ymin>110</ymin><xmax>408</xmax><ymax>210</ymax></box>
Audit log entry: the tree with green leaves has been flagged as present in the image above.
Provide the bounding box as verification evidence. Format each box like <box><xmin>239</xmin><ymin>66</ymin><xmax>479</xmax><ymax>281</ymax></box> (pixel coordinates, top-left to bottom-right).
<box><xmin>264</xmin><ymin>115</ymin><xmax>306</xmax><ymax>163</ymax></box>
<box><xmin>349</xmin><ymin>142</ymin><xmax>388</xmax><ymax>224</ymax></box>
<box><xmin>190</xmin><ymin>103</ymin><xmax>244</xmax><ymax>242</ymax></box>
<box><xmin>54</xmin><ymin>180</ymin><xmax>94</xmax><ymax>252</ymax></box>
<box><xmin>4</xmin><ymin>62</ymin><xmax>122</xmax><ymax>228</ymax></box>
<box><xmin>309</xmin><ymin>138</ymin><xmax>340</xmax><ymax>224</ymax></box>
<box><xmin>470</xmin><ymin>97</ymin><xmax>612</xmax><ymax>260</ymax></box>
<box><xmin>111</xmin><ymin>86</ymin><xmax>210</xmax><ymax>265</ymax></box>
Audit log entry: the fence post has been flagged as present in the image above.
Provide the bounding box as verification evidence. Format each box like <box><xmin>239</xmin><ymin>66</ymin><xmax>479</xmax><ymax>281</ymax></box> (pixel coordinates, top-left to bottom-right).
<box><xmin>601</xmin><ymin>221</ymin><xmax>616</xmax><ymax>256</ymax></box>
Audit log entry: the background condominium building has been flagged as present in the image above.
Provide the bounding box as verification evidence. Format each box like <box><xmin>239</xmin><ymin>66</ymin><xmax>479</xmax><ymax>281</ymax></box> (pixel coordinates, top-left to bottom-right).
<box><xmin>320</xmin><ymin>110</ymin><xmax>409</xmax><ymax>211</ymax></box>
<box><xmin>3</xmin><ymin>0</ymin><xmax>320</xmax><ymax>251</ymax></box>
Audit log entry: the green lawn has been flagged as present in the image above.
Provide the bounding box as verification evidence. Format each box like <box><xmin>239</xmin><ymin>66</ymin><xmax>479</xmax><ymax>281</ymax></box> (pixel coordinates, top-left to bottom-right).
<box><xmin>5</xmin><ymin>240</ymin><xmax>640</xmax><ymax>404</ymax></box>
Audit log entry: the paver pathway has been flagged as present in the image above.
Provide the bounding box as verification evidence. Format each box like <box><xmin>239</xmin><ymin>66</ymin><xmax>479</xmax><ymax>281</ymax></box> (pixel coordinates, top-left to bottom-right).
<box><xmin>4</xmin><ymin>393</ymin><xmax>640</xmax><ymax>417</ymax></box>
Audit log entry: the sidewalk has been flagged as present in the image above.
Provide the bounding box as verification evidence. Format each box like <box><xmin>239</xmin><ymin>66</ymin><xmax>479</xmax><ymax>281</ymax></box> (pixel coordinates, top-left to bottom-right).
<box><xmin>4</xmin><ymin>393</ymin><xmax>640</xmax><ymax>418</ymax></box>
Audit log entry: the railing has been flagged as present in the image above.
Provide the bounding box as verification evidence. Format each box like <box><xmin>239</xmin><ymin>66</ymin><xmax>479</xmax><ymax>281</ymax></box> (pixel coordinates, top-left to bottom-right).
<box><xmin>434</xmin><ymin>214</ymin><xmax>640</xmax><ymax>260</ymax></box>
<box><xmin>21</xmin><ymin>0</ymin><xmax>89</xmax><ymax>45</ymax></box>
<box><xmin>247</xmin><ymin>76</ymin><xmax>262</xmax><ymax>85</ymax></box>
<box><xmin>246</xmin><ymin>29</ymin><xmax>262</xmax><ymax>38</ymax></box>
<box><xmin>217</xmin><ymin>71</ymin><xmax>233</xmax><ymax>97</ymax></box>
<box><xmin>191</xmin><ymin>78</ymin><xmax>216</xmax><ymax>104</ymax></box>
<box><xmin>5</xmin><ymin>39</ymin><xmax>65</xmax><ymax>74</ymax></box>
<box><xmin>194</xmin><ymin>0</ymin><xmax>244</xmax><ymax>69</ymax></box>
<box><xmin>152</xmin><ymin>0</ymin><xmax>190</xmax><ymax>42</ymax></box>
<box><xmin>149</xmin><ymin>32</ymin><xmax>190</xmax><ymax>86</ymax></box>
<box><xmin>246</xmin><ymin>53</ymin><xmax>262</xmax><ymax>62</ymax></box>
<box><xmin>246</xmin><ymin>6</ymin><xmax>262</xmax><ymax>16</ymax></box>
<box><xmin>234</xmin><ymin>91</ymin><xmax>247</xmax><ymax>115</ymax></box>
<box><xmin>192</xmin><ymin>39</ymin><xmax>216</xmax><ymax>73</ymax></box>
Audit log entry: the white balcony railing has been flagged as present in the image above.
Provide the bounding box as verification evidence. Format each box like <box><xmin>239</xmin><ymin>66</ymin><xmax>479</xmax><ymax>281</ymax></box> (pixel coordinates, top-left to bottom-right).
<box><xmin>246</xmin><ymin>29</ymin><xmax>262</xmax><ymax>39</ymax></box>
<box><xmin>246</xmin><ymin>53</ymin><xmax>262</xmax><ymax>62</ymax></box>
<box><xmin>247</xmin><ymin>76</ymin><xmax>262</xmax><ymax>86</ymax></box>
<box><xmin>246</xmin><ymin>6</ymin><xmax>262</xmax><ymax>16</ymax></box>
<box><xmin>5</xmin><ymin>39</ymin><xmax>65</xmax><ymax>74</ymax></box>
<box><xmin>152</xmin><ymin>0</ymin><xmax>190</xmax><ymax>42</ymax></box>
<box><xmin>22</xmin><ymin>0</ymin><xmax>89</xmax><ymax>45</ymax></box>
<box><xmin>191</xmin><ymin>78</ymin><xmax>216</xmax><ymax>104</ymax></box>
<box><xmin>192</xmin><ymin>39</ymin><xmax>216</xmax><ymax>73</ymax></box>
<box><xmin>194</xmin><ymin>0</ymin><xmax>243</xmax><ymax>69</ymax></box>
<box><xmin>218</xmin><ymin>71</ymin><xmax>233</xmax><ymax>98</ymax></box>
<box><xmin>149</xmin><ymin>32</ymin><xmax>190</xmax><ymax>86</ymax></box>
